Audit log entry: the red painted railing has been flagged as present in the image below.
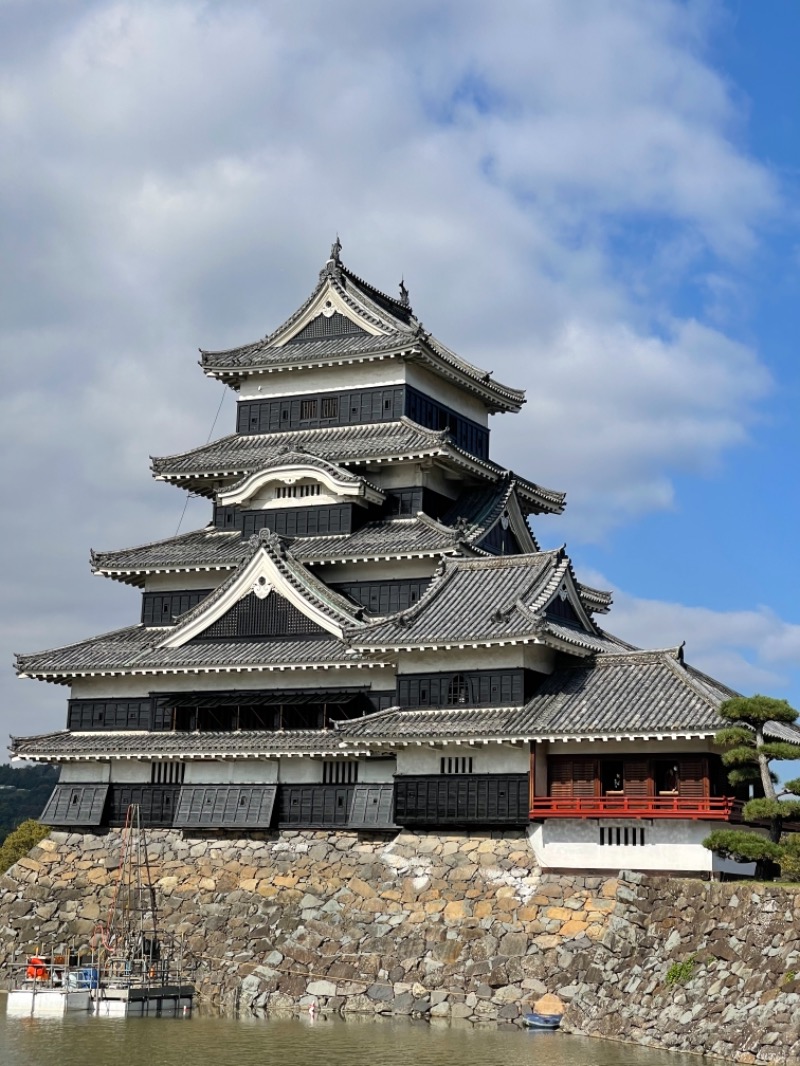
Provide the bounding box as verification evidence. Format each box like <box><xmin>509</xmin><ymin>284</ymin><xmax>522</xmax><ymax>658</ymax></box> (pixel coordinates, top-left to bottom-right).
<box><xmin>529</xmin><ymin>796</ymin><xmax>744</xmax><ymax>820</ymax></box>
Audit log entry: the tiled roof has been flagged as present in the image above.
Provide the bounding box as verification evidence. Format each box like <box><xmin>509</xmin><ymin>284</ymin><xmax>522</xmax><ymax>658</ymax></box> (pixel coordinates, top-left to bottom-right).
<box><xmin>92</xmin><ymin>480</ymin><xmax>550</xmax><ymax>584</ymax></box>
<box><xmin>150</xmin><ymin>420</ymin><xmax>565</xmax><ymax>514</ymax></box>
<box><xmin>199</xmin><ymin>255</ymin><xmax>525</xmax><ymax>412</ymax></box>
<box><xmin>293</xmin><ymin>517</ymin><xmax>462</xmax><ymax>563</ymax></box>
<box><xmin>348</xmin><ymin>551</ymin><xmax>605</xmax><ymax>650</ymax></box>
<box><xmin>203</xmin><ymin>331</ymin><xmax>416</xmax><ymax>370</ymax></box>
<box><xmin>9</xmin><ymin>729</ymin><xmax>379</xmax><ymax>760</ymax></box>
<box><xmin>91</xmin><ymin>528</ymin><xmax>246</xmax><ymax>583</ymax></box>
<box><xmin>15</xmin><ymin>624</ymin><xmax>384</xmax><ymax>683</ymax></box>
<box><xmin>151</xmin><ymin>419</ymin><xmax>453</xmax><ymax>489</ymax></box>
<box><xmin>339</xmin><ymin>649</ymin><xmax>738</xmax><ymax>741</ymax></box>
<box><xmin>160</xmin><ymin>529</ymin><xmax>361</xmax><ymax>643</ymax></box>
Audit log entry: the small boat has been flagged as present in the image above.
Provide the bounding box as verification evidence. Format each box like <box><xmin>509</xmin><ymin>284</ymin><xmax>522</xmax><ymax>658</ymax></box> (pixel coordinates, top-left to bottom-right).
<box><xmin>6</xmin><ymin>951</ymin><xmax>96</xmax><ymax>1015</ymax></box>
<box><xmin>522</xmin><ymin>1010</ymin><xmax>563</xmax><ymax>1030</ymax></box>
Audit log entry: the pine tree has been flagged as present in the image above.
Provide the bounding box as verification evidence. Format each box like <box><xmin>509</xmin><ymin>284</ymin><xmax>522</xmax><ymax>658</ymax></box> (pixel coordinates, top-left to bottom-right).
<box><xmin>704</xmin><ymin>695</ymin><xmax>800</xmax><ymax>876</ymax></box>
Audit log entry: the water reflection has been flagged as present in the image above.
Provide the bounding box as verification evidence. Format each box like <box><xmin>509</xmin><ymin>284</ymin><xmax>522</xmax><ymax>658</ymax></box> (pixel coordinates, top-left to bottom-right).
<box><xmin>0</xmin><ymin>996</ymin><xmax>719</xmax><ymax>1066</ymax></box>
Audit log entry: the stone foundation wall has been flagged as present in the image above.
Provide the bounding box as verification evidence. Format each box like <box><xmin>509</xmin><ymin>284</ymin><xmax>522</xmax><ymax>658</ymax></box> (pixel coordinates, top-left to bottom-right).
<box><xmin>0</xmin><ymin>828</ymin><xmax>615</xmax><ymax>1024</ymax></box>
<box><xmin>562</xmin><ymin>873</ymin><xmax>800</xmax><ymax>1064</ymax></box>
<box><xmin>5</xmin><ymin>829</ymin><xmax>800</xmax><ymax>1062</ymax></box>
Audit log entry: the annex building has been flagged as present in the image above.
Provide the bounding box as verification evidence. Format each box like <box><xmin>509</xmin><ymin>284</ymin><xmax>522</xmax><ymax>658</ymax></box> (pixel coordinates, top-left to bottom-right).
<box><xmin>12</xmin><ymin>243</ymin><xmax>768</xmax><ymax>875</ymax></box>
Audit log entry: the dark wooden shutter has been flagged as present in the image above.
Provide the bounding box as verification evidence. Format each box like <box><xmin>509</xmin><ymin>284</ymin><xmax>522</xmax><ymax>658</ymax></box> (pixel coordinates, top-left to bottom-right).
<box><xmin>678</xmin><ymin>756</ymin><xmax>708</xmax><ymax>798</ymax></box>
<box><xmin>41</xmin><ymin>784</ymin><xmax>108</xmax><ymax>827</ymax></box>
<box><xmin>623</xmin><ymin>758</ymin><xmax>651</xmax><ymax>796</ymax></box>
<box><xmin>349</xmin><ymin>784</ymin><xmax>395</xmax><ymax>829</ymax></box>
<box><xmin>548</xmin><ymin>757</ymin><xmax>573</xmax><ymax>797</ymax></box>
<box><xmin>174</xmin><ymin>785</ymin><xmax>277</xmax><ymax>829</ymax></box>
<box><xmin>572</xmin><ymin>757</ymin><xmax>598</xmax><ymax>797</ymax></box>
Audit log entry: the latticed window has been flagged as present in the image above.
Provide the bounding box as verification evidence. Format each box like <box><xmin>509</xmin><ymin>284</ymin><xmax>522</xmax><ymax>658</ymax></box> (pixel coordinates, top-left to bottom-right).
<box><xmin>150</xmin><ymin>762</ymin><xmax>186</xmax><ymax>784</ymax></box>
<box><xmin>275</xmin><ymin>483</ymin><xmax>321</xmax><ymax>500</ymax></box>
<box><xmin>300</xmin><ymin>399</ymin><xmax>318</xmax><ymax>420</ymax></box>
<box><xmin>440</xmin><ymin>756</ymin><xmax>473</xmax><ymax>775</ymax></box>
<box><xmin>323</xmin><ymin>760</ymin><xmax>359</xmax><ymax>784</ymax></box>
<box><xmin>447</xmin><ymin>674</ymin><xmax>470</xmax><ymax>704</ymax></box>
<box><xmin>321</xmin><ymin>396</ymin><xmax>338</xmax><ymax>419</ymax></box>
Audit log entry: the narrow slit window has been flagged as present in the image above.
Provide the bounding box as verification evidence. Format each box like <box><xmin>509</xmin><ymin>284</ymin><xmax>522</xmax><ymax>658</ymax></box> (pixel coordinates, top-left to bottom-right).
<box><xmin>322</xmin><ymin>760</ymin><xmax>359</xmax><ymax>784</ymax></box>
<box><xmin>440</xmin><ymin>756</ymin><xmax>473</xmax><ymax>775</ymax></box>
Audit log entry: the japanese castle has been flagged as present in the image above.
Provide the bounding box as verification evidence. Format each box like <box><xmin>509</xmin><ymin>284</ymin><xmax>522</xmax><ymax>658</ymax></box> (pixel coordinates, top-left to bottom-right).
<box><xmin>12</xmin><ymin>242</ymin><xmax>761</xmax><ymax>875</ymax></box>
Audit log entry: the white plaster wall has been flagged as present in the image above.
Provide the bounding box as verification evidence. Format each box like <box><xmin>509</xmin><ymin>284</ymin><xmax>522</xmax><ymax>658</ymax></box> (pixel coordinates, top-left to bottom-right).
<box><xmin>237</xmin><ymin>362</ymin><xmax>494</xmax><ymax>428</ymax></box>
<box><xmin>183</xmin><ymin>760</ymin><xmax>279</xmax><ymax>784</ymax></box>
<box><xmin>60</xmin><ymin>762</ymin><xmax>110</xmax><ymax>782</ymax></box>
<box><xmin>371</xmin><ymin>464</ymin><xmax>460</xmax><ymax>499</ymax></box>
<box><xmin>238</xmin><ymin>362</ymin><xmax>405</xmax><ymax>400</ymax></box>
<box><xmin>398</xmin><ymin>646</ymin><xmax>529</xmax><ymax>673</ymax></box>
<box><xmin>278</xmin><ymin>757</ymin><xmax>323</xmax><ymax>783</ymax></box>
<box><xmin>397</xmin><ymin>742</ymin><xmax>528</xmax><ymax>775</ymax></box>
<box><xmin>405</xmin><ymin>363</ymin><xmax>490</xmax><ymax>425</ymax></box>
<box><xmin>144</xmin><ymin>571</ymin><xmax>225</xmax><ymax>593</ymax></box>
<box><xmin>70</xmin><ymin>667</ymin><xmax>396</xmax><ymax>700</ymax></box>
<box><xmin>315</xmin><ymin>558</ymin><xmax>438</xmax><ymax>582</ymax></box>
<box><xmin>527</xmin><ymin>819</ymin><xmax>755</xmax><ymax>876</ymax></box>
<box><xmin>359</xmin><ymin>758</ymin><xmax>396</xmax><ymax>783</ymax></box>
<box><xmin>522</xmin><ymin>645</ymin><xmax>556</xmax><ymax>674</ymax></box>
<box><xmin>109</xmin><ymin>762</ymin><xmax>151</xmax><ymax>783</ymax></box>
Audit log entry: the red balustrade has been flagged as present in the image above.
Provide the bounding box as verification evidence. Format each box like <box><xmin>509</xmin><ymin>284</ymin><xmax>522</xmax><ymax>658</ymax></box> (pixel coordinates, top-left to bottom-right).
<box><xmin>528</xmin><ymin>795</ymin><xmax>743</xmax><ymax>820</ymax></box>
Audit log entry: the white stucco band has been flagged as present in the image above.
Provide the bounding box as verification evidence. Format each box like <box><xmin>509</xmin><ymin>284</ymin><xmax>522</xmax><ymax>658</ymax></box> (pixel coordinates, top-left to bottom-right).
<box><xmin>397</xmin><ymin>743</ymin><xmax>529</xmax><ymax>775</ymax></box>
<box><xmin>528</xmin><ymin>820</ymin><xmax>755</xmax><ymax>877</ymax></box>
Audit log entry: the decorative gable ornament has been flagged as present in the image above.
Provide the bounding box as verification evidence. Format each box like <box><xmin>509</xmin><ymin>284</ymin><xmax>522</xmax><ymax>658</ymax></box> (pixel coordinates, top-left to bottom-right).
<box><xmin>252</xmin><ymin>576</ymin><xmax>273</xmax><ymax>600</ymax></box>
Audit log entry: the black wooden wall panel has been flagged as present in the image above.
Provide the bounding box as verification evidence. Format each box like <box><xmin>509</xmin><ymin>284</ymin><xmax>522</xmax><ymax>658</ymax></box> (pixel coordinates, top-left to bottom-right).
<box><xmin>174</xmin><ymin>785</ymin><xmax>277</xmax><ymax>828</ymax></box>
<box><xmin>397</xmin><ymin>669</ymin><xmax>527</xmax><ymax>708</ymax></box>
<box><xmin>348</xmin><ymin>784</ymin><xmax>396</xmax><ymax>829</ymax></box>
<box><xmin>142</xmin><ymin>589</ymin><xmax>212</xmax><ymax>626</ymax></box>
<box><xmin>476</xmin><ymin>523</ymin><xmax>522</xmax><ymax>557</ymax></box>
<box><xmin>193</xmin><ymin>591</ymin><xmax>326</xmax><ymax>641</ymax></box>
<box><xmin>393</xmin><ymin>774</ymin><xmax>529</xmax><ymax>826</ymax></box>
<box><xmin>106</xmin><ymin>784</ymin><xmax>180</xmax><ymax>827</ymax></box>
<box><xmin>67</xmin><ymin>698</ymin><xmax>154</xmax><ymax>732</ymax></box>
<box><xmin>40</xmin><ymin>784</ymin><xmax>109</xmax><ymax>826</ymax></box>
<box><xmin>331</xmin><ymin>579</ymin><xmax>431</xmax><ymax>615</ymax></box>
<box><xmin>277</xmin><ymin>784</ymin><xmax>356</xmax><ymax>827</ymax></box>
<box><xmin>237</xmin><ymin>385</ymin><xmax>404</xmax><ymax>435</ymax></box>
<box><xmin>235</xmin><ymin>384</ymin><xmax>489</xmax><ymax>461</ymax></box>
<box><xmin>214</xmin><ymin>503</ymin><xmax>357</xmax><ymax>538</ymax></box>
<box><xmin>404</xmin><ymin>386</ymin><xmax>489</xmax><ymax>460</ymax></box>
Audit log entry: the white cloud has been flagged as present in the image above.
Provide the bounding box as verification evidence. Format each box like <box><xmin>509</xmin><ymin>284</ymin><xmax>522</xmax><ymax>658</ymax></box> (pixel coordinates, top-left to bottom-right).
<box><xmin>583</xmin><ymin>568</ymin><xmax>800</xmax><ymax>699</ymax></box>
<box><xmin>0</xmin><ymin>0</ymin><xmax>791</xmax><ymax>742</ymax></box>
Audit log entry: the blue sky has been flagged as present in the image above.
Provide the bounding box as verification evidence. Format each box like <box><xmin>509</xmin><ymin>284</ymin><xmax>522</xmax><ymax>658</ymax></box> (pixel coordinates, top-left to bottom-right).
<box><xmin>0</xmin><ymin>0</ymin><xmax>798</xmax><ymax>749</ymax></box>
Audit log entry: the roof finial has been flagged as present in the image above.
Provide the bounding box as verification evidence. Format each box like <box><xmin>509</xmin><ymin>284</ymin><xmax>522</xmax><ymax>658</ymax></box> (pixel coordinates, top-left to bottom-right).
<box><xmin>399</xmin><ymin>277</ymin><xmax>410</xmax><ymax>309</ymax></box>
<box><xmin>329</xmin><ymin>235</ymin><xmax>342</xmax><ymax>265</ymax></box>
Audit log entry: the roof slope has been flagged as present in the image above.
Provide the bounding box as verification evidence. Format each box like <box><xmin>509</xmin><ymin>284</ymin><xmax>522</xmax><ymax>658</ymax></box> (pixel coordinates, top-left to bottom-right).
<box><xmin>14</xmin><ymin>623</ymin><xmax>380</xmax><ymax>683</ymax></box>
<box><xmin>10</xmin><ymin>729</ymin><xmax>376</xmax><ymax>760</ymax></box>
<box><xmin>199</xmin><ymin>248</ymin><xmax>525</xmax><ymax>413</ymax></box>
<box><xmin>149</xmin><ymin>418</ymin><xmax>566</xmax><ymax>513</ymax></box>
<box><xmin>338</xmin><ymin>648</ymin><xmax>738</xmax><ymax>741</ymax></box>
<box><xmin>347</xmin><ymin>551</ymin><xmax>612</xmax><ymax>650</ymax></box>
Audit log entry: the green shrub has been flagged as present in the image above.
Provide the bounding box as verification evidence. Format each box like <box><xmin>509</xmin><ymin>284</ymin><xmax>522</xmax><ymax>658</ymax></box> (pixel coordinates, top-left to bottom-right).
<box><xmin>665</xmin><ymin>958</ymin><xmax>695</xmax><ymax>986</ymax></box>
<box><xmin>0</xmin><ymin>819</ymin><xmax>49</xmax><ymax>872</ymax></box>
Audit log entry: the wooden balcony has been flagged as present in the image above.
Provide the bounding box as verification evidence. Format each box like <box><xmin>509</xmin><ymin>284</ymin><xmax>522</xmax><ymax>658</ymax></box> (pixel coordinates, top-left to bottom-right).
<box><xmin>529</xmin><ymin>795</ymin><xmax>744</xmax><ymax>821</ymax></box>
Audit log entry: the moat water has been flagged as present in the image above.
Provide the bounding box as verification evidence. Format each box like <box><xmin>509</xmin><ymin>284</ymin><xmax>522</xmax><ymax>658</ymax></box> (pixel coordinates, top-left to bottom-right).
<box><xmin>0</xmin><ymin>996</ymin><xmax>723</xmax><ymax>1066</ymax></box>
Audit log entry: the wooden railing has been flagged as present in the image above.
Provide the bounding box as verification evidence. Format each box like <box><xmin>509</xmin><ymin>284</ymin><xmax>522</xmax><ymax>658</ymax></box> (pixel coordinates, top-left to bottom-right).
<box><xmin>529</xmin><ymin>795</ymin><xmax>744</xmax><ymax>820</ymax></box>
